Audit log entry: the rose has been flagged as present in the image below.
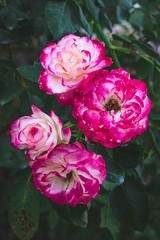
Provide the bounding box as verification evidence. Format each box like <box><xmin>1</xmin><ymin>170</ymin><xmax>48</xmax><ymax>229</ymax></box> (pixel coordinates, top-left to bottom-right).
<box><xmin>56</xmin><ymin>88</ymin><xmax>79</xmax><ymax>107</ymax></box>
<box><xmin>10</xmin><ymin>105</ymin><xmax>71</xmax><ymax>163</ymax></box>
<box><xmin>38</xmin><ymin>34</ymin><xmax>112</xmax><ymax>94</ymax></box>
<box><xmin>72</xmin><ymin>68</ymin><xmax>152</xmax><ymax>148</ymax></box>
<box><xmin>56</xmin><ymin>78</ymin><xmax>93</xmax><ymax>107</ymax></box>
<box><xmin>32</xmin><ymin>142</ymin><xmax>106</xmax><ymax>207</ymax></box>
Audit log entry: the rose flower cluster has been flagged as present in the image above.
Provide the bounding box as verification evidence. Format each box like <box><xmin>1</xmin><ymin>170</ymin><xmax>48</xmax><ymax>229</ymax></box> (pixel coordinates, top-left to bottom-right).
<box><xmin>10</xmin><ymin>34</ymin><xmax>152</xmax><ymax>206</ymax></box>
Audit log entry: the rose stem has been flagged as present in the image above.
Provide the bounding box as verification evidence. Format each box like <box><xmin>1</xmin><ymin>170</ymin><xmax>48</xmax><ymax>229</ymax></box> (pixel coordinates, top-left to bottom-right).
<box><xmin>94</xmin><ymin>22</ymin><xmax>121</xmax><ymax>68</ymax></box>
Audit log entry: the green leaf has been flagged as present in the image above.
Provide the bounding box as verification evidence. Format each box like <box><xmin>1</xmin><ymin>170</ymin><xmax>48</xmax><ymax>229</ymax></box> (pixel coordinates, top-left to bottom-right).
<box><xmin>69</xmin><ymin>205</ymin><xmax>88</xmax><ymax>228</ymax></box>
<box><xmin>96</xmin><ymin>144</ymin><xmax>113</xmax><ymax>159</ymax></box>
<box><xmin>131</xmin><ymin>39</ymin><xmax>159</xmax><ymax>59</ymax></box>
<box><xmin>96</xmin><ymin>0</ymin><xmax>105</xmax><ymax>8</ymax></box>
<box><xmin>48</xmin><ymin>208</ymin><xmax>60</xmax><ymax>229</ymax></box>
<box><xmin>136</xmin><ymin>58</ymin><xmax>153</xmax><ymax>79</ymax></box>
<box><xmin>45</xmin><ymin>1</ymin><xmax>80</xmax><ymax>41</ymax></box>
<box><xmin>0</xmin><ymin>30</ymin><xmax>11</xmax><ymax>44</ymax></box>
<box><xmin>154</xmin><ymin>59</ymin><xmax>160</xmax><ymax>68</ymax></box>
<box><xmin>29</xmin><ymin>94</ymin><xmax>43</xmax><ymax>108</ymax></box>
<box><xmin>113</xmin><ymin>143</ymin><xmax>144</xmax><ymax>169</ymax></box>
<box><xmin>0</xmin><ymin>136</ymin><xmax>28</xmax><ymax>169</ymax></box>
<box><xmin>135</xmin><ymin>163</ymin><xmax>147</xmax><ymax>185</ymax></box>
<box><xmin>112</xmin><ymin>34</ymin><xmax>132</xmax><ymax>43</ymax></box>
<box><xmin>138</xmin><ymin>0</ymin><xmax>159</xmax><ymax>11</ymax></box>
<box><xmin>129</xmin><ymin>9</ymin><xmax>145</xmax><ymax>27</ymax></box>
<box><xmin>2</xmin><ymin>6</ymin><xmax>17</xmax><ymax>30</ymax></box>
<box><xmin>7</xmin><ymin>181</ymin><xmax>40</xmax><ymax>240</ymax></box>
<box><xmin>93</xmin><ymin>144</ymin><xmax>124</xmax><ymax>185</ymax></box>
<box><xmin>119</xmin><ymin>0</ymin><xmax>133</xmax><ymax>10</ymax></box>
<box><xmin>129</xmin><ymin>8</ymin><xmax>156</xmax><ymax>30</ymax></box>
<box><xmin>110</xmin><ymin>176</ymin><xmax>150</xmax><ymax>231</ymax></box>
<box><xmin>45</xmin><ymin>95</ymin><xmax>73</xmax><ymax>122</ymax></box>
<box><xmin>31</xmin><ymin>0</ymin><xmax>46</xmax><ymax>16</ymax></box>
<box><xmin>96</xmin><ymin>194</ymin><xmax>109</xmax><ymax>204</ymax></box>
<box><xmin>17</xmin><ymin>62</ymin><xmax>42</xmax><ymax>83</ymax></box>
<box><xmin>85</xmin><ymin>0</ymin><xmax>100</xmax><ymax>22</ymax></box>
<box><xmin>14</xmin><ymin>10</ymin><xmax>28</xmax><ymax>21</ymax></box>
<box><xmin>100</xmin><ymin>205</ymin><xmax>120</xmax><ymax>240</ymax></box>
<box><xmin>106</xmin><ymin>159</ymin><xmax>125</xmax><ymax>185</ymax></box>
<box><xmin>103</xmin><ymin>181</ymin><xmax>119</xmax><ymax>191</ymax></box>
<box><xmin>0</xmin><ymin>84</ymin><xmax>24</xmax><ymax>106</ymax></box>
<box><xmin>116</xmin><ymin>6</ymin><xmax>128</xmax><ymax>23</ymax></box>
<box><xmin>101</xmin><ymin>12</ymin><xmax>112</xmax><ymax>31</ymax></box>
<box><xmin>78</xmin><ymin>5</ymin><xmax>92</xmax><ymax>37</ymax></box>
<box><xmin>112</xmin><ymin>35</ymin><xmax>159</xmax><ymax>59</ymax></box>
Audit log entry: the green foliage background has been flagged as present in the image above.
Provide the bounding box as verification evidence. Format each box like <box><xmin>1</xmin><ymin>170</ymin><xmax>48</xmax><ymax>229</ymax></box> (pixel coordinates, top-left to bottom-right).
<box><xmin>0</xmin><ymin>0</ymin><xmax>160</xmax><ymax>239</ymax></box>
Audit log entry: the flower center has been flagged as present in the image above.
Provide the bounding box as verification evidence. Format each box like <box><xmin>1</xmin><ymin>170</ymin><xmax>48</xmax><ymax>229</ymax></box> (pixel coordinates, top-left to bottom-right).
<box><xmin>65</xmin><ymin>171</ymin><xmax>74</xmax><ymax>190</ymax></box>
<box><xmin>105</xmin><ymin>98</ymin><xmax>121</xmax><ymax>112</ymax></box>
<box><xmin>66</xmin><ymin>171</ymin><xmax>73</xmax><ymax>182</ymax></box>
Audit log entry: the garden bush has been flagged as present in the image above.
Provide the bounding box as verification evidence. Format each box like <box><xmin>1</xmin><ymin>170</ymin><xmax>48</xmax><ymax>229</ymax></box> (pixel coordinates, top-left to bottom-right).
<box><xmin>0</xmin><ymin>0</ymin><xmax>160</xmax><ymax>239</ymax></box>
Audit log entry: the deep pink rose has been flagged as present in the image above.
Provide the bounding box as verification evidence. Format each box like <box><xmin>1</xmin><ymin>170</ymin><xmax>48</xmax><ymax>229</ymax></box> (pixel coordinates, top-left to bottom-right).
<box><xmin>10</xmin><ymin>105</ymin><xmax>71</xmax><ymax>162</ymax></box>
<box><xmin>38</xmin><ymin>34</ymin><xmax>112</xmax><ymax>94</ymax></box>
<box><xmin>32</xmin><ymin>142</ymin><xmax>106</xmax><ymax>207</ymax></box>
<box><xmin>56</xmin><ymin>88</ymin><xmax>79</xmax><ymax>107</ymax></box>
<box><xmin>72</xmin><ymin>69</ymin><xmax>152</xmax><ymax>148</ymax></box>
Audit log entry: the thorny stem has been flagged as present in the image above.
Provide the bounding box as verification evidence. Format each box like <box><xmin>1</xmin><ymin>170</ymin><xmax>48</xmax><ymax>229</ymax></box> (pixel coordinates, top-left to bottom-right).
<box><xmin>110</xmin><ymin>45</ymin><xmax>131</xmax><ymax>53</ymax></box>
<box><xmin>94</xmin><ymin>22</ymin><xmax>121</xmax><ymax>68</ymax></box>
<box><xmin>94</xmin><ymin>23</ymin><xmax>160</xmax><ymax>73</ymax></box>
<box><xmin>111</xmin><ymin>45</ymin><xmax>160</xmax><ymax>73</ymax></box>
<box><xmin>110</xmin><ymin>45</ymin><xmax>160</xmax><ymax>73</ymax></box>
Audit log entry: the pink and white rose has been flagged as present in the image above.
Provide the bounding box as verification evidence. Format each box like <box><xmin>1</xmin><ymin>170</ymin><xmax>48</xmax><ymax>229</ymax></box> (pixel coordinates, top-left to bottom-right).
<box><xmin>32</xmin><ymin>142</ymin><xmax>106</xmax><ymax>207</ymax></box>
<box><xmin>56</xmin><ymin>77</ymin><xmax>93</xmax><ymax>107</ymax></box>
<box><xmin>72</xmin><ymin>69</ymin><xmax>152</xmax><ymax>148</ymax></box>
<box><xmin>10</xmin><ymin>105</ymin><xmax>71</xmax><ymax>162</ymax></box>
<box><xmin>38</xmin><ymin>34</ymin><xmax>112</xmax><ymax>94</ymax></box>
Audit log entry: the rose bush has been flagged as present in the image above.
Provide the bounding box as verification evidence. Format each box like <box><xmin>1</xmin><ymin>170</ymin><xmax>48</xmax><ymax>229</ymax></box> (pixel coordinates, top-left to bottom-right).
<box><xmin>38</xmin><ymin>34</ymin><xmax>112</xmax><ymax>94</ymax></box>
<box><xmin>72</xmin><ymin>68</ymin><xmax>152</xmax><ymax>148</ymax></box>
<box><xmin>32</xmin><ymin>142</ymin><xmax>106</xmax><ymax>207</ymax></box>
<box><xmin>10</xmin><ymin>105</ymin><xmax>71</xmax><ymax>163</ymax></box>
<box><xmin>3</xmin><ymin>0</ymin><xmax>159</xmax><ymax>238</ymax></box>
